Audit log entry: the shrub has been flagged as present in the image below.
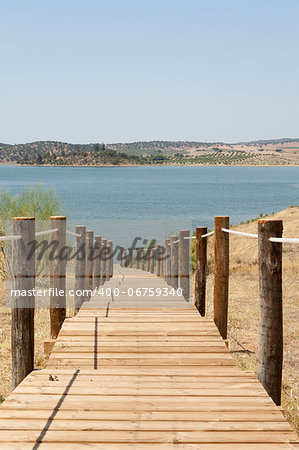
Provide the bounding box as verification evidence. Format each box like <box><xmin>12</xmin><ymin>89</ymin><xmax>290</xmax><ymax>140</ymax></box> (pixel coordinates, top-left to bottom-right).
<box><xmin>0</xmin><ymin>185</ymin><xmax>61</xmax><ymax>228</ymax></box>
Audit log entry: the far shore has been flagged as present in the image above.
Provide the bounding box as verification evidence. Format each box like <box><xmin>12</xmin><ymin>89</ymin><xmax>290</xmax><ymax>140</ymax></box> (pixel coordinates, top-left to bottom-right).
<box><xmin>1</xmin><ymin>162</ymin><xmax>299</xmax><ymax>168</ymax></box>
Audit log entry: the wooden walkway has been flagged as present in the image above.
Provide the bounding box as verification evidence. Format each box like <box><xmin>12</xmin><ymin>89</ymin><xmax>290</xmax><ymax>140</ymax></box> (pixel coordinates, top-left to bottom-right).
<box><xmin>0</xmin><ymin>266</ymin><xmax>298</xmax><ymax>449</ymax></box>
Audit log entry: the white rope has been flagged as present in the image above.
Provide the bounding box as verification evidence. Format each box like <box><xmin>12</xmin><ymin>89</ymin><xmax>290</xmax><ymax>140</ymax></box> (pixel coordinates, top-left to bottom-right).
<box><xmin>222</xmin><ymin>228</ymin><xmax>258</xmax><ymax>239</ymax></box>
<box><xmin>269</xmin><ymin>237</ymin><xmax>299</xmax><ymax>244</ymax></box>
<box><xmin>35</xmin><ymin>228</ymin><xmax>58</xmax><ymax>237</ymax></box>
<box><xmin>0</xmin><ymin>235</ymin><xmax>21</xmax><ymax>241</ymax></box>
<box><xmin>184</xmin><ymin>236</ymin><xmax>195</xmax><ymax>240</ymax></box>
<box><xmin>201</xmin><ymin>231</ymin><xmax>214</xmax><ymax>238</ymax></box>
<box><xmin>168</xmin><ymin>240</ymin><xmax>179</xmax><ymax>246</ymax></box>
<box><xmin>66</xmin><ymin>230</ymin><xmax>82</xmax><ymax>237</ymax></box>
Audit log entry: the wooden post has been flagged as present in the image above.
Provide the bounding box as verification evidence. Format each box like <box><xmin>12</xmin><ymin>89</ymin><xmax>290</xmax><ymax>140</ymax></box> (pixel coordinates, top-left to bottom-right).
<box><xmin>122</xmin><ymin>247</ymin><xmax>125</xmax><ymax>267</ymax></box>
<box><xmin>161</xmin><ymin>242</ymin><xmax>165</xmax><ymax>278</ymax></box>
<box><xmin>165</xmin><ymin>239</ymin><xmax>171</xmax><ymax>285</ymax></box>
<box><xmin>195</xmin><ymin>226</ymin><xmax>207</xmax><ymax>316</ymax></box>
<box><xmin>101</xmin><ymin>239</ymin><xmax>108</xmax><ymax>282</ymax></box>
<box><xmin>11</xmin><ymin>217</ymin><xmax>35</xmax><ymax>389</ymax></box>
<box><xmin>179</xmin><ymin>230</ymin><xmax>190</xmax><ymax>300</ymax></box>
<box><xmin>258</xmin><ymin>219</ymin><xmax>283</xmax><ymax>405</ymax></box>
<box><xmin>129</xmin><ymin>248</ymin><xmax>133</xmax><ymax>268</ymax></box>
<box><xmin>108</xmin><ymin>240</ymin><xmax>113</xmax><ymax>278</ymax></box>
<box><xmin>136</xmin><ymin>248</ymin><xmax>140</xmax><ymax>269</ymax></box>
<box><xmin>170</xmin><ymin>236</ymin><xmax>178</xmax><ymax>289</ymax></box>
<box><xmin>150</xmin><ymin>248</ymin><xmax>155</xmax><ymax>273</ymax></box>
<box><xmin>146</xmin><ymin>247</ymin><xmax>152</xmax><ymax>272</ymax></box>
<box><xmin>214</xmin><ymin>216</ymin><xmax>229</xmax><ymax>339</ymax></box>
<box><xmin>119</xmin><ymin>247</ymin><xmax>124</xmax><ymax>267</ymax></box>
<box><xmin>49</xmin><ymin>216</ymin><xmax>66</xmax><ymax>339</ymax></box>
<box><xmin>85</xmin><ymin>231</ymin><xmax>94</xmax><ymax>300</ymax></box>
<box><xmin>110</xmin><ymin>241</ymin><xmax>114</xmax><ymax>277</ymax></box>
<box><xmin>156</xmin><ymin>245</ymin><xmax>161</xmax><ymax>276</ymax></box>
<box><xmin>140</xmin><ymin>247</ymin><xmax>145</xmax><ymax>270</ymax></box>
<box><xmin>74</xmin><ymin>225</ymin><xmax>86</xmax><ymax>313</ymax></box>
<box><xmin>93</xmin><ymin>235</ymin><xmax>102</xmax><ymax>288</ymax></box>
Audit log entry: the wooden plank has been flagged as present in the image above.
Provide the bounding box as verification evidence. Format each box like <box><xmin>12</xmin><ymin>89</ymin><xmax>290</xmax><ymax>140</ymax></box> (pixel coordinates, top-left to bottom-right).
<box><xmin>0</xmin><ymin>444</ymin><xmax>297</xmax><ymax>450</ymax></box>
<box><xmin>0</xmin><ymin>429</ymin><xmax>297</xmax><ymax>443</ymax></box>
<box><xmin>0</xmin><ymin>419</ymin><xmax>292</xmax><ymax>431</ymax></box>
<box><xmin>13</xmin><ymin>386</ymin><xmax>268</xmax><ymax>397</ymax></box>
<box><xmin>51</xmin><ymin>345</ymin><xmax>229</xmax><ymax>353</ymax></box>
<box><xmin>0</xmin><ymin>409</ymin><xmax>287</xmax><ymax>422</ymax></box>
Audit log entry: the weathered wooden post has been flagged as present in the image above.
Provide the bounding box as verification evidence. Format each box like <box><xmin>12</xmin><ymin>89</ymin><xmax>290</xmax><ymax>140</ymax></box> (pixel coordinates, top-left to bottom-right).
<box><xmin>129</xmin><ymin>248</ymin><xmax>133</xmax><ymax>268</ymax></box>
<box><xmin>85</xmin><ymin>231</ymin><xmax>94</xmax><ymax>300</ymax></box>
<box><xmin>74</xmin><ymin>225</ymin><xmax>86</xmax><ymax>314</ymax></box>
<box><xmin>93</xmin><ymin>235</ymin><xmax>102</xmax><ymax>288</ymax></box>
<box><xmin>107</xmin><ymin>240</ymin><xmax>113</xmax><ymax>278</ymax></box>
<box><xmin>170</xmin><ymin>235</ymin><xmax>179</xmax><ymax>289</ymax></box>
<box><xmin>146</xmin><ymin>246</ymin><xmax>152</xmax><ymax>272</ymax></box>
<box><xmin>195</xmin><ymin>226</ymin><xmax>207</xmax><ymax>316</ymax></box>
<box><xmin>161</xmin><ymin>242</ymin><xmax>165</xmax><ymax>278</ymax></box>
<box><xmin>150</xmin><ymin>247</ymin><xmax>155</xmax><ymax>273</ymax></box>
<box><xmin>179</xmin><ymin>230</ymin><xmax>190</xmax><ymax>300</ymax></box>
<box><xmin>119</xmin><ymin>247</ymin><xmax>124</xmax><ymax>267</ymax></box>
<box><xmin>136</xmin><ymin>248</ymin><xmax>140</xmax><ymax>269</ymax></box>
<box><xmin>258</xmin><ymin>219</ymin><xmax>283</xmax><ymax>406</ymax></box>
<box><xmin>49</xmin><ymin>216</ymin><xmax>66</xmax><ymax>339</ymax></box>
<box><xmin>214</xmin><ymin>216</ymin><xmax>229</xmax><ymax>339</ymax></box>
<box><xmin>108</xmin><ymin>240</ymin><xmax>113</xmax><ymax>278</ymax></box>
<box><xmin>110</xmin><ymin>241</ymin><xmax>114</xmax><ymax>277</ymax></box>
<box><xmin>122</xmin><ymin>247</ymin><xmax>125</xmax><ymax>267</ymax></box>
<box><xmin>11</xmin><ymin>217</ymin><xmax>35</xmax><ymax>389</ymax></box>
<box><xmin>156</xmin><ymin>245</ymin><xmax>161</xmax><ymax>276</ymax></box>
<box><xmin>101</xmin><ymin>239</ymin><xmax>108</xmax><ymax>281</ymax></box>
<box><xmin>165</xmin><ymin>239</ymin><xmax>171</xmax><ymax>284</ymax></box>
<box><xmin>140</xmin><ymin>247</ymin><xmax>145</xmax><ymax>270</ymax></box>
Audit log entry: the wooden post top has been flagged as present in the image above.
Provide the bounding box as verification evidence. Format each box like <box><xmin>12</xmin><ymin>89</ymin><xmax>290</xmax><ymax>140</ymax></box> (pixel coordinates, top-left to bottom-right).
<box><xmin>12</xmin><ymin>217</ymin><xmax>35</xmax><ymax>220</ymax></box>
<box><xmin>258</xmin><ymin>219</ymin><xmax>283</xmax><ymax>224</ymax></box>
<box><xmin>50</xmin><ymin>216</ymin><xmax>66</xmax><ymax>220</ymax></box>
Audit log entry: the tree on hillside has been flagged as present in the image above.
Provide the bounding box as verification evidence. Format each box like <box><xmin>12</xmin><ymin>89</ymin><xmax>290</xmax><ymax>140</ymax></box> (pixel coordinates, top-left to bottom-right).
<box><xmin>101</xmin><ymin>143</ymin><xmax>106</xmax><ymax>151</ymax></box>
<box><xmin>93</xmin><ymin>143</ymin><xmax>100</xmax><ymax>152</ymax></box>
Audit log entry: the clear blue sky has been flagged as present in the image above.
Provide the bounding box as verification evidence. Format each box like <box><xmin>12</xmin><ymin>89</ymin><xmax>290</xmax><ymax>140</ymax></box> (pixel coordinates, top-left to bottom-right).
<box><xmin>0</xmin><ymin>0</ymin><xmax>298</xmax><ymax>144</ymax></box>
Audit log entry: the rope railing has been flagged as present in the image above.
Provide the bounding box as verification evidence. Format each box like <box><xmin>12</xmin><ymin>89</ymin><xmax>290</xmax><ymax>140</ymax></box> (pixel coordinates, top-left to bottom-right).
<box><xmin>269</xmin><ymin>237</ymin><xmax>299</xmax><ymax>244</ymax></box>
<box><xmin>201</xmin><ymin>231</ymin><xmax>214</xmax><ymax>238</ymax></box>
<box><xmin>0</xmin><ymin>234</ymin><xmax>21</xmax><ymax>241</ymax></box>
<box><xmin>168</xmin><ymin>240</ymin><xmax>178</xmax><ymax>245</ymax></box>
<box><xmin>35</xmin><ymin>228</ymin><xmax>58</xmax><ymax>237</ymax></box>
<box><xmin>221</xmin><ymin>227</ymin><xmax>299</xmax><ymax>243</ymax></box>
<box><xmin>1</xmin><ymin>229</ymin><xmax>87</xmax><ymax>240</ymax></box>
<box><xmin>66</xmin><ymin>230</ymin><xmax>82</xmax><ymax>237</ymax></box>
<box><xmin>221</xmin><ymin>228</ymin><xmax>258</xmax><ymax>238</ymax></box>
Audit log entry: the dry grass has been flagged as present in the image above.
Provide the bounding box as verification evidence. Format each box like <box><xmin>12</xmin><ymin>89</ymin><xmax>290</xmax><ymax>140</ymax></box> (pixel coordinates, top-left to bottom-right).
<box><xmin>197</xmin><ymin>206</ymin><xmax>299</xmax><ymax>433</ymax></box>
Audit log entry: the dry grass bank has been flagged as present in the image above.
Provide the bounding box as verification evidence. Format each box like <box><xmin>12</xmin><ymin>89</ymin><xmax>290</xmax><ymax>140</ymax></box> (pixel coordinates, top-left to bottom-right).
<box><xmin>195</xmin><ymin>206</ymin><xmax>299</xmax><ymax>432</ymax></box>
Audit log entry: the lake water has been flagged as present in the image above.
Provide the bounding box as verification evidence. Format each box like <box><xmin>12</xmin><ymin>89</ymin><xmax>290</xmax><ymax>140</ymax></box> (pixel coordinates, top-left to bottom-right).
<box><xmin>0</xmin><ymin>165</ymin><xmax>298</xmax><ymax>245</ymax></box>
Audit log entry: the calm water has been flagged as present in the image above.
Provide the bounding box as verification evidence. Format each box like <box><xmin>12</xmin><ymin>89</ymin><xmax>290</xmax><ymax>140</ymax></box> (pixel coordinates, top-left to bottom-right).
<box><xmin>0</xmin><ymin>165</ymin><xmax>298</xmax><ymax>244</ymax></box>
